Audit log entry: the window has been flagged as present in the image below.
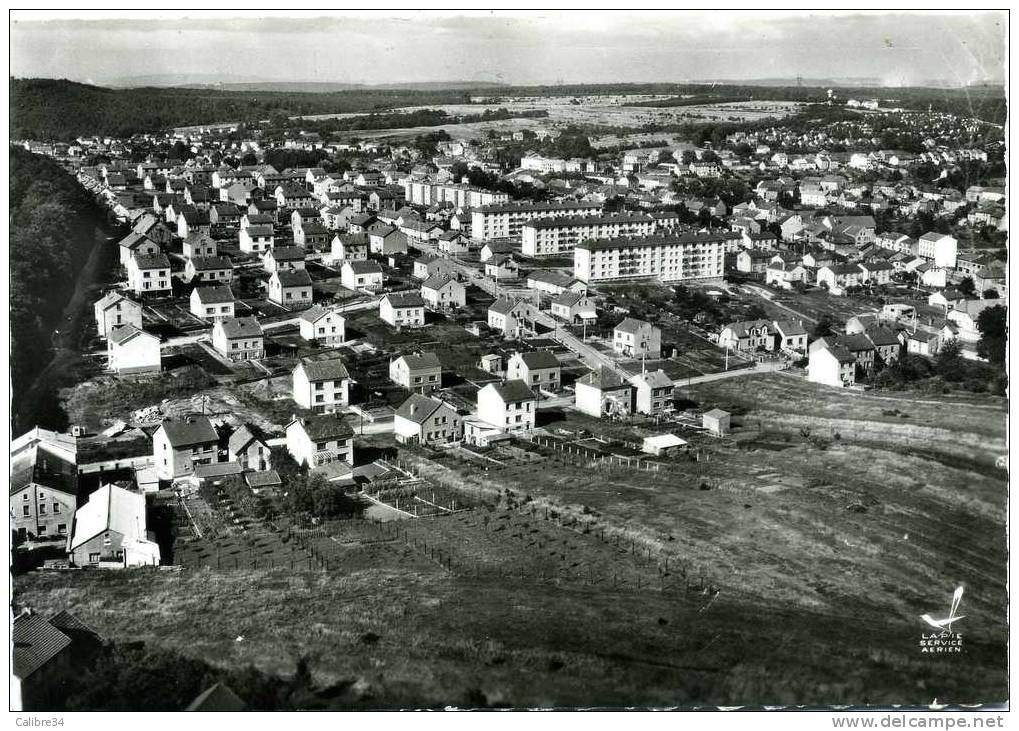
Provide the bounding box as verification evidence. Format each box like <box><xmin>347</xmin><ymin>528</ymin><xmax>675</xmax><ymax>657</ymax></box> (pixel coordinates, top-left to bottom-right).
<box><xmin>23</xmin><ymin>505</ymin><xmax>29</xmax><ymax>516</ymax></box>
<box><xmin>53</xmin><ymin>503</ymin><xmax>59</xmax><ymax>513</ymax></box>
<box><xmin>58</xmin><ymin>524</ymin><xmax>67</xmax><ymax>534</ymax></box>
<box><xmin>316</xmin><ymin>442</ymin><xmax>328</xmax><ymax>451</ymax></box>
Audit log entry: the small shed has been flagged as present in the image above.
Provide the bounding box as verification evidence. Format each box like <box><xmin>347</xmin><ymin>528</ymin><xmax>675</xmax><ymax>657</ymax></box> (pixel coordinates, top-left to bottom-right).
<box><xmin>642</xmin><ymin>433</ymin><xmax>688</xmax><ymax>456</ymax></box>
<box><xmin>479</xmin><ymin>353</ymin><xmax>503</xmax><ymax>373</ymax></box>
<box><xmin>703</xmin><ymin>408</ymin><xmax>731</xmax><ymax>437</ymax></box>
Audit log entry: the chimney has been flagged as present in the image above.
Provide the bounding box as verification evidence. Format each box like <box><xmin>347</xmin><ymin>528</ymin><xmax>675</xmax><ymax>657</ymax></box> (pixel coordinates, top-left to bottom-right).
<box><xmin>410</xmin><ymin>403</ymin><xmax>417</xmax><ymax>415</ymax></box>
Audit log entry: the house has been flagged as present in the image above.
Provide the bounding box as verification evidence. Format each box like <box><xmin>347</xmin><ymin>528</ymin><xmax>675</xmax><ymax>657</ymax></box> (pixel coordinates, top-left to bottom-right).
<box><xmin>488</xmin><ymin>297</ymin><xmax>536</xmax><ymax>339</ymax></box>
<box><xmin>211</xmin><ymin>317</ymin><xmax>264</xmax><ymax>361</ymax></box>
<box><xmin>718</xmin><ymin>319</ymin><xmax>774</xmax><ymax>352</ymax></box>
<box><xmin>262</xmin><ymin>246</ymin><xmax>306</xmax><ymax>273</ymax></box>
<box><xmin>117</xmin><ymin>231</ymin><xmax>161</xmax><ymax>267</ymax></box>
<box><xmin>67</xmin><ymin>484</ymin><xmax>161</xmax><ymax>567</ymax></box>
<box><xmin>414</xmin><ymin>254</ymin><xmax>458</xmax><ymax>281</ymax></box>
<box><xmin>293</xmin><ymin>357</ymin><xmax>351</xmax><ymax>414</ymax></box>
<box><xmin>93</xmin><ymin>292</ymin><xmax>143</xmax><ymax>339</ymax></box>
<box><xmin>858</xmin><ymin>261</ymin><xmax>894</xmax><ymax>286</ymax></box>
<box><xmin>239</xmin><ymin>224</ymin><xmax>275</xmax><ymax>254</ymax></box>
<box><xmin>177</xmin><ymin>209</ymin><xmax>211</xmax><ymax>239</ymax></box>
<box><xmin>348</xmin><ymin>213</ymin><xmax>378</xmax><ymax>234</ymax></box>
<box><xmin>210</xmin><ymin>202</ymin><xmax>242</xmax><ymax>226</ymax></box>
<box><xmin>863</xmin><ymin>325</ymin><xmax>903</xmax><ymax>364</ymax></box>
<box><xmin>437</xmin><ymin>229</ymin><xmax>469</xmax><ymax>255</ymax></box>
<box><xmin>106</xmin><ymin>325</ymin><xmax>161</xmax><ymax>374</ymax></box>
<box><xmin>550</xmin><ymin>291</ymin><xmax>597</xmax><ymax>324</ymax></box>
<box><xmin>394</xmin><ymin>394</ymin><xmax>463</xmax><ymax>445</ymax></box>
<box><xmin>702</xmin><ymin>408</ymin><xmax>730</xmax><ymax>436</ymax></box>
<box><xmin>152</xmin><ymin>414</ymin><xmax>219</xmax><ymax>481</ymax></box>
<box><xmin>477</xmin><ymin>380</ymin><xmax>537</xmax><ymax>433</ymax></box>
<box><xmin>574</xmin><ymin>367</ymin><xmax>633</xmax><ymax>418</ymax></box>
<box><xmin>736</xmin><ymin>249</ymin><xmax>775</xmax><ymax>276</ymax></box>
<box><xmin>183</xmin><ymin>255</ymin><xmax>234</xmax><ymax>284</ymax></box>
<box><xmin>628</xmin><ymin>370</ymin><xmax>674</xmax><ymax>417</ymax></box>
<box><xmin>839</xmin><ymin>333</ymin><xmax>877</xmax><ymax>372</ymax></box>
<box><xmin>245</xmin><ymin>470</ymin><xmax>283</xmax><ymax>495</ymax></box>
<box><xmin>340</xmin><ymin>260</ymin><xmax>384</xmax><ymax>292</ymax></box>
<box><xmin>484</xmin><ymin>254</ymin><xmax>519</xmax><ymax>280</ymax></box>
<box><xmin>10</xmin><ymin>446</ymin><xmax>78</xmax><ymax>543</ymax></box>
<box><xmin>773</xmin><ymin>320</ymin><xmax>808</xmax><ymax>353</ymax></box>
<box><xmin>330</xmin><ymin>233</ymin><xmax>369</xmax><ymax>262</ymax></box>
<box><xmin>421</xmin><ymin>274</ymin><xmax>466</xmax><ymax>310</ymax></box>
<box><xmin>917</xmin><ymin>232</ymin><xmax>958</xmax><ymax>269</ymax></box>
<box><xmin>816</xmin><ymin>263</ymin><xmax>865</xmax><ymax>291</ymax></box>
<box><xmin>807</xmin><ymin>342</ymin><xmax>857</xmax><ymax>388</ymax></box>
<box><xmin>268</xmin><ymin>269</ymin><xmax>313</xmax><ymax>306</ymax></box>
<box><xmin>298</xmin><ymin>304</ymin><xmax>346</xmax><ymax>345</ymax></box>
<box><xmin>126</xmin><ymin>253</ymin><xmax>171</xmax><ymax>295</ymax></box>
<box><xmin>480</xmin><ymin>241</ymin><xmax>513</xmax><ymax>262</ymax></box>
<box><xmin>189</xmin><ymin>285</ymin><xmax>235</xmax><ymax>320</ymax></box>
<box><xmin>613</xmin><ymin>318</ymin><xmax>662</xmax><ymax>359</ymax></box>
<box><xmin>275</xmin><ymin>183</ymin><xmax>315</xmax><ymax>210</ymax></box>
<box><xmin>182</xmin><ymin>233</ymin><xmax>217</xmax><ymax>259</ymax></box>
<box><xmin>906</xmin><ymin>330</ymin><xmax>941</xmax><ymax>357</ymax></box>
<box><xmin>285</xmin><ymin>414</ymin><xmax>354</xmax><ymax>469</ymax></box>
<box><xmin>12</xmin><ymin>612</ymin><xmax>76</xmax><ymax>708</ymax></box>
<box><xmin>367</xmin><ymin>224</ymin><xmax>408</xmax><ymax>255</ymax></box>
<box><xmin>241</xmin><ymin>212</ymin><xmax>275</xmax><ymax>230</ymax></box>
<box><xmin>380</xmin><ymin>292</ymin><xmax>426</xmax><ymax>328</ymax></box>
<box><xmin>227</xmin><ymin>424</ymin><xmax>272</xmax><ymax>472</ymax></box>
<box><xmin>506</xmin><ymin>351</ymin><xmax>561</xmax><ymax>392</ymax></box>
<box><xmin>946</xmin><ymin>300</ymin><xmax>1003</xmax><ymax>342</ymax></box>
<box><xmin>294</xmin><ymin>221</ymin><xmax>330</xmax><ymax>248</ymax></box>
<box><xmin>928</xmin><ymin>288</ymin><xmax>967</xmax><ymax>311</ymax></box>
<box><xmin>390</xmin><ymin>352</ymin><xmax>442</xmax><ymax>393</ymax></box>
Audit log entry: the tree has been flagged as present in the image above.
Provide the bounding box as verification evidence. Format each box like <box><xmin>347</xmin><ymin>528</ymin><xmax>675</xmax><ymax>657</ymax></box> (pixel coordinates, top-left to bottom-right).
<box><xmin>976</xmin><ymin>305</ymin><xmax>1007</xmax><ymax>366</ymax></box>
<box><xmin>982</xmin><ymin>288</ymin><xmax>1000</xmax><ymax>299</ymax></box>
<box><xmin>957</xmin><ymin>276</ymin><xmax>976</xmax><ymax>297</ymax></box>
<box><xmin>934</xmin><ymin>338</ymin><xmax>964</xmax><ymax>381</ymax></box>
<box><xmin>680</xmin><ymin>149</ymin><xmax>697</xmax><ymax>166</ymax></box>
<box><xmin>813</xmin><ymin>314</ymin><xmax>836</xmax><ymax>339</ymax></box>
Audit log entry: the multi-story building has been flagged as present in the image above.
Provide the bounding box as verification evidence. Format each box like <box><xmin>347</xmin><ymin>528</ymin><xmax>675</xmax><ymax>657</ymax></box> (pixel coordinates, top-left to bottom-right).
<box><xmin>211</xmin><ymin>317</ymin><xmax>264</xmax><ymax>361</ymax></box>
<box><xmin>379</xmin><ymin>292</ymin><xmax>426</xmax><ymax>328</ymax></box>
<box><xmin>298</xmin><ymin>304</ymin><xmax>346</xmax><ymax>345</ymax></box>
<box><xmin>521</xmin><ymin>213</ymin><xmax>656</xmax><ymax>257</ymax></box>
<box><xmin>574</xmin><ymin>232</ymin><xmax>731</xmax><ymax>284</ymax></box>
<box><xmin>613</xmin><ymin>318</ymin><xmax>662</xmax><ymax>359</ymax></box>
<box><xmin>471</xmin><ymin>201</ymin><xmax>602</xmax><ymax>241</ymax></box>
<box><xmin>285</xmin><ymin>415</ymin><xmax>354</xmax><ymax>469</ymax></box>
<box><xmin>292</xmin><ymin>357</ymin><xmax>351</xmax><ymax>414</ymax></box>
<box><xmin>476</xmin><ymin>380</ymin><xmax>537</xmax><ymax>433</ymax></box>
<box><xmin>917</xmin><ymin>232</ymin><xmax>958</xmax><ymax>269</ymax></box>
<box><xmin>93</xmin><ymin>292</ymin><xmax>143</xmax><ymax>339</ymax></box>
<box><xmin>126</xmin><ymin>253</ymin><xmax>172</xmax><ymax>295</ymax></box>
<box><xmin>404</xmin><ymin>180</ymin><xmax>510</xmax><ymax>209</ymax></box>
<box><xmin>152</xmin><ymin>414</ymin><xmax>219</xmax><ymax>481</ymax></box>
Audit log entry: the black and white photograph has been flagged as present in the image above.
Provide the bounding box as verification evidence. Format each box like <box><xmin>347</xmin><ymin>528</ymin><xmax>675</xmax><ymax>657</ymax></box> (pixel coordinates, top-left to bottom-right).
<box><xmin>6</xmin><ymin>8</ymin><xmax>1011</xmax><ymax>719</ymax></box>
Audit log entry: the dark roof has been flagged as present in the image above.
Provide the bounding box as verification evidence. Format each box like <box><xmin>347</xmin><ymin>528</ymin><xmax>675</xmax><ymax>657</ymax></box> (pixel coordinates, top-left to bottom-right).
<box><xmin>577</xmin><ymin>366</ymin><xmax>628</xmax><ymax>390</ymax></box>
<box><xmin>864</xmin><ymin>326</ymin><xmax>901</xmax><ymax>347</ymax></box>
<box><xmin>334</xmin><ymin>232</ymin><xmax>370</xmax><ymax>247</ymax></box>
<box><xmin>839</xmin><ymin>333</ymin><xmax>876</xmax><ymax>352</ymax></box>
<box><xmin>525</xmin><ymin>213</ymin><xmax>653</xmax><ymax>229</ymax></box>
<box><xmin>186</xmin><ymin>683</ymin><xmax>247</xmax><ymax>712</ymax></box>
<box><xmin>615</xmin><ymin>317</ymin><xmax>653</xmax><ymax>334</ymax></box>
<box><xmin>159</xmin><ymin>415</ymin><xmax>218</xmax><ymax>447</ymax></box>
<box><xmin>421</xmin><ymin>273</ymin><xmax>458</xmax><ymax>291</ymax></box>
<box><xmin>384</xmin><ymin>292</ymin><xmax>425</xmax><ymax>308</ymax></box>
<box><xmin>577</xmin><ymin>231</ymin><xmax>740</xmax><ymax>253</ymax></box>
<box><xmin>395</xmin><ymin>393</ymin><xmax>446</xmax><ymax>424</ymax></box>
<box><xmin>291</xmin><ymin>414</ymin><xmax>355</xmax><ymax>441</ymax></box>
<box><xmin>773</xmin><ymin>320</ymin><xmax>808</xmax><ymax>337</ymax></box>
<box><xmin>274</xmin><ymin>269</ymin><xmax>313</xmax><ymax>287</ymax></box>
<box><xmin>344</xmin><ymin>260</ymin><xmax>383</xmax><ymax>275</ymax></box>
<box><xmin>245</xmin><ymin>224</ymin><xmax>275</xmax><ymax>237</ymax></box>
<box><xmin>475</xmin><ymin>201</ymin><xmax>600</xmax><ymax>214</ymax></box>
<box><xmin>245</xmin><ymin>214</ymin><xmax>274</xmax><ymax>225</ymax></box>
<box><xmin>218</xmin><ymin>316</ymin><xmax>262</xmax><ymax>339</ymax></box>
<box><xmin>193</xmin><ymin>285</ymin><xmax>234</xmax><ymax>304</ymax></box>
<box><xmin>397</xmin><ymin>352</ymin><xmax>442</xmax><ymax>371</ymax></box>
<box><xmin>108</xmin><ymin>324</ymin><xmax>152</xmax><ymax>345</ymax></box>
<box><xmin>298</xmin><ymin>357</ymin><xmax>351</xmax><ymax>381</ymax></box>
<box><xmin>245</xmin><ymin>470</ymin><xmax>282</xmax><ymax>489</ymax></box>
<box><xmin>189</xmin><ymin>255</ymin><xmax>233</xmax><ymax>271</ymax></box>
<box><xmin>515</xmin><ymin>351</ymin><xmax>560</xmax><ymax>370</ymax></box>
<box><xmin>12</xmin><ymin>614</ymin><xmax>72</xmax><ymax>680</ymax></box>
<box><xmin>489</xmin><ymin>379</ymin><xmax>536</xmax><ymax>403</ymax></box>
<box><xmin>133</xmin><ymin>253</ymin><xmax>170</xmax><ymax>269</ymax></box>
<box><xmin>489</xmin><ymin>296</ymin><xmax>527</xmax><ymax>316</ymax></box>
<box><xmin>267</xmin><ymin>245</ymin><xmax>306</xmax><ymax>262</ymax></box>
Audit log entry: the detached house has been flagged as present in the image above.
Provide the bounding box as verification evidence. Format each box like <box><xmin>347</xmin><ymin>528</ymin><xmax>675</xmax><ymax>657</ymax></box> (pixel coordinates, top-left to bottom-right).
<box><xmin>330</xmin><ymin>233</ymin><xmax>369</xmax><ymax>262</ymax></box>
<box><xmin>477</xmin><ymin>380</ymin><xmax>536</xmax><ymax>433</ymax></box>
<box><xmin>298</xmin><ymin>304</ymin><xmax>345</xmax><ymax>345</ymax></box>
<box><xmin>177</xmin><ymin>209</ymin><xmax>211</xmax><ymax>239</ymax></box>
<box><xmin>808</xmin><ymin>342</ymin><xmax>857</xmax><ymax>388</ymax></box>
<box><xmin>292</xmin><ymin>357</ymin><xmax>351</xmax><ymax>414</ymax></box>
<box><xmin>183</xmin><ymin>255</ymin><xmax>234</xmax><ymax>284</ymax></box>
<box><xmin>268</xmin><ymin>269</ymin><xmax>313</xmax><ymax>306</ymax></box>
<box><xmin>212</xmin><ymin>317</ymin><xmax>264</xmax><ymax>361</ymax></box>
<box><xmin>718</xmin><ymin>319</ymin><xmax>774</xmax><ymax>352</ymax></box>
<box><xmin>506</xmin><ymin>351</ymin><xmax>561</xmax><ymax>392</ymax></box>
<box><xmin>94</xmin><ymin>292</ymin><xmax>143</xmax><ymax>339</ymax></box>
<box><xmin>575</xmin><ymin>367</ymin><xmax>633</xmax><ymax>418</ymax></box>
<box><xmin>773</xmin><ymin>320</ymin><xmax>809</xmax><ymax>353</ymax></box>
<box><xmin>152</xmin><ymin>414</ymin><xmax>219</xmax><ymax>481</ymax></box>
<box><xmin>285</xmin><ymin>415</ymin><xmax>354</xmax><ymax>469</ymax></box>
<box><xmin>107</xmin><ymin>325</ymin><xmax>161</xmax><ymax>374</ymax></box>
<box><xmin>380</xmin><ymin>292</ymin><xmax>426</xmax><ymax>328</ymax></box>
<box><xmin>127</xmin><ymin>253</ymin><xmax>171</xmax><ymax>296</ymax></box>
<box><xmin>488</xmin><ymin>297</ymin><xmax>536</xmax><ymax>339</ymax></box>
<box><xmin>189</xmin><ymin>285</ymin><xmax>235</xmax><ymax>320</ymax></box>
<box><xmin>182</xmin><ymin>233</ymin><xmax>217</xmax><ymax>259</ymax></box>
<box><xmin>613</xmin><ymin>318</ymin><xmax>662</xmax><ymax>359</ymax></box>
<box><xmin>118</xmin><ymin>231</ymin><xmax>161</xmax><ymax>267</ymax></box>
<box><xmin>629</xmin><ymin>370</ymin><xmax>674</xmax><ymax>416</ymax></box>
<box><xmin>262</xmin><ymin>246</ymin><xmax>306</xmax><ymax>273</ymax></box>
<box><xmin>67</xmin><ymin>484</ymin><xmax>161</xmax><ymax>567</ymax></box>
<box><xmin>227</xmin><ymin>424</ymin><xmax>272</xmax><ymax>472</ymax></box>
<box><xmin>367</xmin><ymin>224</ymin><xmax>407</xmax><ymax>255</ymax></box>
<box><xmin>239</xmin><ymin>224</ymin><xmax>275</xmax><ymax>254</ymax></box>
<box><xmin>394</xmin><ymin>394</ymin><xmax>463</xmax><ymax>446</ymax></box>
<box><xmin>550</xmin><ymin>291</ymin><xmax>596</xmax><ymax>324</ymax></box>
<box><xmin>421</xmin><ymin>274</ymin><xmax>466</xmax><ymax>310</ymax></box>
<box><xmin>340</xmin><ymin>260</ymin><xmax>384</xmax><ymax>292</ymax></box>
<box><xmin>390</xmin><ymin>352</ymin><xmax>442</xmax><ymax>393</ymax></box>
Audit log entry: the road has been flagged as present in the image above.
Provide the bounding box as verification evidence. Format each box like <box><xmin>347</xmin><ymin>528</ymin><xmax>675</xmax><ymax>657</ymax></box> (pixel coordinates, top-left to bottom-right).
<box><xmin>740</xmin><ymin>284</ymin><xmax>821</xmax><ymax>325</ymax></box>
<box><xmin>673</xmin><ymin>361</ymin><xmax>789</xmax><ymax>387</ymax></box>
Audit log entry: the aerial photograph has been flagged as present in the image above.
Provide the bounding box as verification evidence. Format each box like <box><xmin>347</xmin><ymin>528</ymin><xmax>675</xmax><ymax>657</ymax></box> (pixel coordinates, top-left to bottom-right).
<box><xmin>7</xmin><ymin>9</ymin><xmax>1009</xmax><ymax>717</ymax></box>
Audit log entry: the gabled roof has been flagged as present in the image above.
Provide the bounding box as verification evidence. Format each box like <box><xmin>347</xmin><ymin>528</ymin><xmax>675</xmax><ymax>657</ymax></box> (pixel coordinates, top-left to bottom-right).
<box><xmin>421</xmin><ymin>273</ymin><xmax>460</xmax><ymax>291</ymax></box>
<box><xmin>395</xmin><ymin>393</ymin><xmax>446</xmax><ymax>424</ymax></box>
<box><xmin>487</xmin><ymin>379</ymin><xmax>536</xmax><ymax>403</ymax></box>
<box><xmin>192</xmin><ymin>285</ymin><xmax>234</xmax><ymax>304</ymax></box>
<box><xmin>118</xmin><ymin>231</ymin><xmax>156</xmax><ymax>251</ymax></box>
<box><xmin>299</xmin><ymin>303</ymin><xmax>343</xmax><ymax>324</ymax></box>
<box><xmin>159</xmin><ymin>414</ymin><xmax>218</xmax><ymax>447</ymax></box>
<box><xmin>614</xmin><ymin>317</ymin><xmax>653</xmax><ymax>334</ymax></box>
<box><xmin>12</xmin><ymin>614</ymin><xmax>72</xmax><ymax>680</ymax></box>
<box><xmin>218</xmin><ymin>316</ymin><xmax>262</xmax><ymax>339</ymax></box>
<box><xmin>773</xmin><ymin>320</ymin><xmax>807</xmax><ymax>337</ymax></box>
<box><xmin>395</xmin><ymin>352</ymin><xmax>441</xmax><ymax>371</ymax></box>
<box><xmin>839</xmin><ymin>333</ymin><xmax>876</xmax><ymax>352</ymax></box>
<box><xmin>514</xmin><ymin>350</ymin><xmax>560</xmax><ymax>370</ymax></box>
<box><xmin>722</xmin><ymin>319</ymin><xmax>772</xmax><ymax>338</ymax></box>
<box><xmin>108</xmin><ymin>324</ymin><xmax>156</xmax><ymax>346</ymax></box>
<box><xmin>383</xmin><ymin>292</ymin><xmax>425</xmax><ymax>308</ymax></box>
<box><xmin>186</xmin><ymin>683</ymin><xmax>247</xmax><ymax>712</ymax></box>
<box><xmin>69</xmin><ymin>483</ymin><xmax>148</xmax><ymax>550</ymax></box>
<box><xmin>273</xmin><ymin>269</ymin><xmax>313</xmax><ymax>287</ymax></box>
<box><xmin>551</xmin><ymin>291</ymin><xmax>588</xmax><ymax>307</ymax></box>
<box><xmin>864</xmin><ymin>325</ymin><xmax>901</xmax><ymax>347</ymax></box>
<box><xmin>288</xmin><ymin>414</ymin><xmax>354</xmax><ymax>441</ymax></box>
<box><xmin>133</xmin><ymin>253</ymin><xmax>170</xmax><ymax>270</ymax></box>
<box><xmin>244</xmin><ymin>224</ymin><xmax>275</xmax><ymax>237</ymax></box>
<box><xmin>189</xmin><ymin>255</ymin><xmax>233</xmax><ymax>271</ymax></box>
<box><xmin>298</xmin><ymin>357</ymin><xmax>350</xmax><ymax>382</ymax></box>
<box><xmin>577</xmin><ymin>366</ymin><xmax>629</xmax><ymax>390</ymax></box>
<box><xmin>228</xmin><ymin>423</ymin><xmax>268</xmax><ymax>456</ymax></box>
<box><xmin>95</xmin><ymin>291</ymin><xmax>136</xmax><ymax>311</ymax></box>
<box><xmin>630</xmin><ymin>369</ymin><xmax>673</xmax><ymax>389</ymax></box>
<box><xmin>344</xmin><ymin>259</ymin><xmax>383</xmax><ymax>275</ymax></box>
<box><xmin>488</xmin><ymin>296</ymin><xmax>528</xmax><ymax>316</ymax></box>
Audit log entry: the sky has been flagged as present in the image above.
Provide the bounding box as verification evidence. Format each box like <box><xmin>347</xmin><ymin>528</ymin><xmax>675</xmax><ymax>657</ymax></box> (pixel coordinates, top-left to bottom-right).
<box><xmin>8</xmin><ymin>11</ymin><xmax>1007</xmax><ymax>88</ymax></box>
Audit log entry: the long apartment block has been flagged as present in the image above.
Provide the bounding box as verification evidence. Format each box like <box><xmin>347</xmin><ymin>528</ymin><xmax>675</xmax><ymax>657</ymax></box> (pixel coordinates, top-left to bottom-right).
<box><xmin>574</xmin><ymin>232</ymin><xmax>739</xmax><ymax>284</ymax></box>
<box><xmin>404</xmin><ymin>180</ymin><xmax>510</xmax><ymax>209</ymax></box>
<box><xmin>521</xmin><ymin>213</ymin><xmax>657</xmax><ymax>257</ymax></box>
<box><xmin>470</xmin><ymin>201</ymin><xmax>603</xmax><ymax>241</ymax></box>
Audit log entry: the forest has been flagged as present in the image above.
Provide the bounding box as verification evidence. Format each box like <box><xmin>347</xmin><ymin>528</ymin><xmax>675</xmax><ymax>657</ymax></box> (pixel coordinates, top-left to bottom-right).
<box><xmin>9</xmin><ymin>147</ymin><xmax>110</xmax><ymax>428</ymax></box>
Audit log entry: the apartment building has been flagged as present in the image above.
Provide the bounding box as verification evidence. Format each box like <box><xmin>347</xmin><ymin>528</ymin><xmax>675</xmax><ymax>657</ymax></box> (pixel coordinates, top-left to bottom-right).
<box><xmin>520</xmin><ymin>213</ymin><xmax>656</xmax><ymax>257</ymax></box>
<box><xmin>573</xmin><ymin>232</ymin><xmax>732</xmax><ymax>284</ymax></box>
<box><xmin>470</xmin><ymin>201</ymin><xmax>602</xmax><ymax>241</ymax></box>
<box><xmin>404</xmin><ymin>180</ymin><xmax>510</xmax><ymax>209</ymax></box>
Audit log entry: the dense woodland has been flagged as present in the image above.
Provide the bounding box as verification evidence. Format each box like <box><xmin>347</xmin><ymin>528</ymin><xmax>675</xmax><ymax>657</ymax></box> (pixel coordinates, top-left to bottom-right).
<box><xmin>11</xmin><ymin>78</ymin><xmax>1007</xmax><ymax>141</ymax></box>
<box><xmin>9</xmin><ymin>147</ymin><xmax>109</xmax><ymax>424</ymax></box>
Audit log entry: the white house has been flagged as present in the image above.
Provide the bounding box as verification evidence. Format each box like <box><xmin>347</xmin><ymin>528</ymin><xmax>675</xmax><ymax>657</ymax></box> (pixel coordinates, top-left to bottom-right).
<box><xmin>488</xmin><ymin>297</ymin><xmax>536</xmax><ymax>339</ymax></box>
<box><xmin>807</xmin><ymin>342</ymin><xmax>857</xmax><ymax>388</ymax></box>
<box><xmin>239</xmin><ymin>224</ymin><xmax>275</xmax><ymax>254</ymax></box>
<box><xmin>107</xmin><ymin>324</ymin><xmax>161</xmax><ymax>374</ymax></box>
<box><xmin>182</xmin><ymin>233</ymin><xmax>217</xmax><ymax>259</ymax></box>
<box><xmin>628</xmin><ymin>369</ymin><xmax>674</xmax><ymax>416</ymax></box>
<box><xmin>126</xmin><ymin>253</ymin><xmax>171</xmax><ymax>295</ymax></box>
<box><xmin>549</xmin><ymin>291</ymin><xmax>596</xmax><ymax>324</ymax></box>
<box><xmin>390</xmin><ymin>352</ymin><xmax>442</xmax><ymax>393</ymax></box>
<box><xmin>189</xmin><ymin>285</ymin><xmax>235</xmax><ymax>320</ymax></box>
<box><xmin>262</xmin><ymin>246</ymin><xmax>306</xmax><ymax>273</ymax></box>
<box><xmin>292</xmin><ymin>357</ymin><xmax>351</xmax><ymax>414</ymax></box>
<box><xmin>917</xmin><ymin>232</ymin><xmax>958</xmax><ymax>269</ymax></box>
<box><xmin>380</xmin><ymin>292</ymin><xmax>426</xmax><ymax>328</ymax></box>
<box><xmin>477</xmin><ymin>380</ymin><xmax>536</xmax><ymax>433</ymax></box>
<box><xmin>506</xmin><ymin>351</ymin><xmax>561</xmax><ymax>392</ymax></box>
<box><xmin>421</xmin><ymin>274</ymin><xmax>466</xmax><ymax>310</ymax></box>
<box><xmin>211</xmin><ymin>316</ymin><xmax>264</xmax><ymax>361</ymax></box>
<box><xmin>285</xmin><ymin>414</ymin><xmax>354</xmax><ymax>469</ymax></box>
<box><xmin>340</xmin><ymin>260</ymin><xmax>384</xmax><ymax>291</ymax></box>
<box><xmin>394</xmin><ymin>394</ymin><xmax>462</xmax><ymax>446</ymax></box>
<box><xmin>268</xmin><ymin>269</ymin><xmax>314</xmax><ymax>306</ymax></box>
<box><xmin>67</xmin><ymin>484</ymin><xmax>161</xmax><ymax>567</ymax></box>
<box><xmin>613</xmin><ymin>318</ymin><xmax>662</xmax><ymax>359</ymax></box>
<box><xmin>330</xmin><ymin>233</ymin><xmax>369</xmax><ymax>262</ymax></box>
<box><xmin>152</xmin><ymin>414</ymin><xmax>219</xmax><ymax>481</ymax></box>
<box><xmin>574</xmin><ymin>367</ymin><xmax>633</xmax><ymax>418</ymax></box>
<box><xmin>298</xmin><ymin>304</ymin><xmax>346</xmax><ymax>345</ymax></box>
<box><xmin>94</xmin><ymin>292</ymin><xmax>143</xmax><ymax>339</ymax></box>
<box><xmin>183</xmin><ymin>255</ymin><xmax>234</xmax><ymax>284</ymax></box>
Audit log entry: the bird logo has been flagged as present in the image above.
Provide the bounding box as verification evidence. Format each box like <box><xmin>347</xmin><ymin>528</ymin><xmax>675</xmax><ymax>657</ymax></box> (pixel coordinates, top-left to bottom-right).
<box><xmin>921</xmin><ymin>586</ymin><xmax>965</xmax><ymax>632</ymax></box>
